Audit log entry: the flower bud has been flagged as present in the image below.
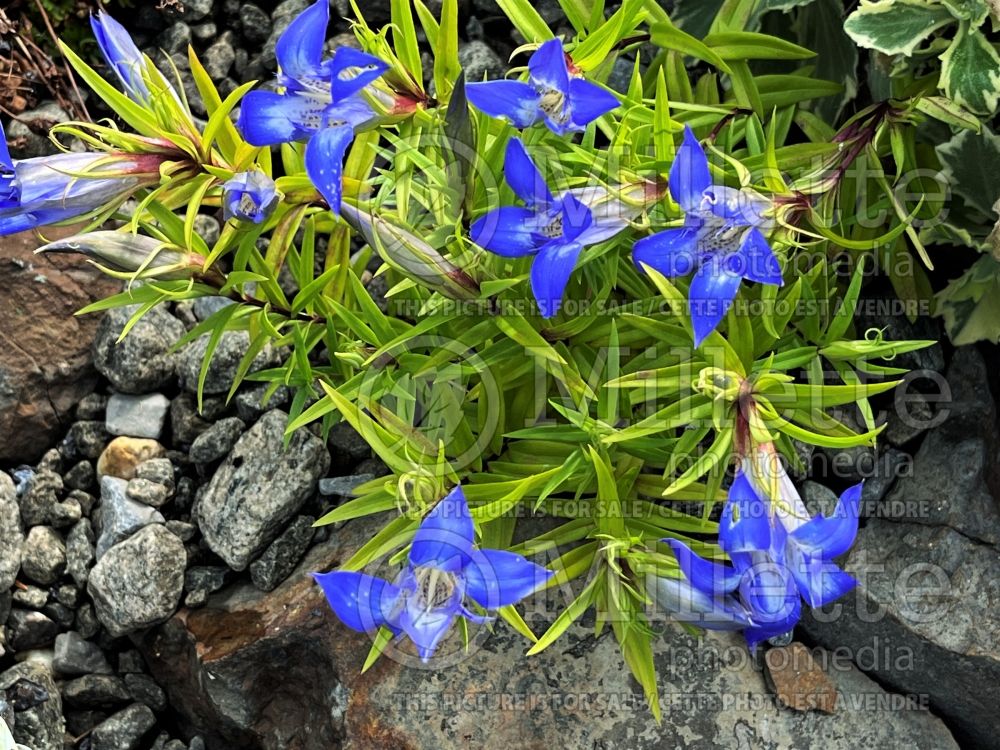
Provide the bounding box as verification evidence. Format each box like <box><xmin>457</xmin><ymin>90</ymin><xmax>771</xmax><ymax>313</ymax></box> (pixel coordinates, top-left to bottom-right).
<box><xmin>223</xmin><ymin>171</ymin><xmax>279</xmax><ymax>224</ymax></box>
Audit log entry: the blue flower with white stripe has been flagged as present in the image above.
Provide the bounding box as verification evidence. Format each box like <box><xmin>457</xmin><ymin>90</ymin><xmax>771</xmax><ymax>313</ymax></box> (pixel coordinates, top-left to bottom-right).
<box><xmin>466</xmin><ymin>39</ymin><xmax>618</xmax><ymax>135</ymax></box>
<box><xmin>633</xmin><ymin>126</ymin><xmax>783</xmax><ymax>346</ymax></box>
<box><xmin>91</xmin><ymin>10</ymin><xmax>180</xmax><ymax>105</ymax></box>
<box><xmin>222</xmin><ymin>171</ymin><xmax>279</xmax><ymax>224</ymax></box>
<box><xmin>314</xmin><ymin>484</ymin><xmax>553</xmax><ymax>662</ymax></box>
<box><xmin>236</xmin><ymin>0</ymin><xmax>388</xmax><ymax>214</ymax></box>
<box><xmin>469</xmin><ymin>137</ymin><xmax>628</xmax><ymax>317</ymax></box>
<box><xmin>655</xmin><ymin>471</ymin><xmax>862</xmax><ymax>651</ymax></box>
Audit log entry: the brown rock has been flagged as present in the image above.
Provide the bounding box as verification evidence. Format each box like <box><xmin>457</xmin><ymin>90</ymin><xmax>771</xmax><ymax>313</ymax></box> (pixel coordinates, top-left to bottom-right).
<box><xmin>0</xmin><ymin>227</ymin><xmax>119</xmax><ymax>463</ymax></box>
<box><xmin>96</xmin><ymin>437</ymin><xmax>166</xmax><ymax>480</ymax></box>
<box><xmin>764</xmin><ymin>641</ymin><xmax>838</xmax><ymax>713</ymax></box>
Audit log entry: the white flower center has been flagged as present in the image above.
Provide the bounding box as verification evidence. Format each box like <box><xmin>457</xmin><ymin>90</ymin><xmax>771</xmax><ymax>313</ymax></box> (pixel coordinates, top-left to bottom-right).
<box><xmin>412</xmin><ymin>565</ymin><xmax>458</xmax><ymax>611</ymax></box>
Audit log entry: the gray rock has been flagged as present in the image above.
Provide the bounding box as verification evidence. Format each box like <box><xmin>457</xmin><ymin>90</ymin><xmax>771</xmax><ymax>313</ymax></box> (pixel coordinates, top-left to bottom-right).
<box><xmin>18</xmin><ymin>469</ymin><xmax>61</xmax><ymax>527</ymax></box>
<box><xmin>802</xmin><ymin>519</ymin><xmax>1000</xmax><ymax>749</ymax></box>
<box><xmin>64</xmin><ymin>420</ymin><xmax>111</xmax><ymax>460</ymax></box>
<box><xmin>126</xmin><ymin>478</ymin><xmax>172</xmax><ymax>508</ymax></box>
<box><xmin>75</xmin><ymin>603</ymin><xmax>100</xmax><ymax>640</ymax></box>
<box><xmin>6</xmin><ymin>609</ymin><xmax>58</xmax><ymax>650</ymax></box>
<box><xmin>326</xmin><ymin>422</ymin><xmax>371</xmax><ymax>473</ymax></box>
<box><xmin>179</xmin><ymin>330</ymin><xmax>281</xmax><ymax>395</ymax></box>
<box><xmin>66</xmin><ymin>519</ymin><xmax>96</xmax><ymax>588</ymax></box>
<box><xmin>183</xmin><ymin>566</ymin><xmax>227</xmax><ymax>608</ymax></box>
<box><xmin>191</xmin><ymin>296</ymin><xmax>233</xmax><ymax>322</ymax></box>
<box><xmin>249</xmin><ymin>515</ymin><xmax>315</xmax><ymax>591</ymax></box>
<box><xmin>12</xmin><ymin>585</ymin><xmax>47</xmax><ymax>609</ymax></box>
<box><xmin>88</xmin><ymin>525</ymin><xmax>186</xmax><ymax>637</ymax></box>
<box><xmin>607</xmin><ymin>55</ymin><xmax>636</xmax><ymax>93</ymax></box>
<box><xmin>191</xmin><ymin>22</ymin><xmax>217</xmax><ymax>41</ymax></box>
<box><xmin>234</xmin><ymin>382</ymin><xmax>290</xmax><ymax>422</ymax></box>
<box><xmin>77</xmin><ymin>393</ymin><xmax>108</xmax><ymax>421</ymax></box>
<box><xmin>174</xmin><ymin>0</ymin><xmax>213</xmax><ymax>21</ymax></box>
<box><xmin>193</xmin><ymin>215</ymin><xmax>221</xmax><ymax>246</ymax></box>
<box><xmin>50</xmin><ymin>496</ymin><xmax>83</xmax><ymax>528</ymax></box>
<box><xmin>0</xmin><ymin>661</ymin><xmax>64</xmax><ymax>750</ymax></box>
<box><xmin>91</xmin><ymin>703</ymin><xmax>157</xmax><ymax>750</ymax></box>
<box><xmin>203</xmin><ymin>39</ymin><xmax>236</xmax><ymax>80</ymax></box>
<box><xmin>5</xmin><ymin>102</ymin><xmax>69</xmax><ymax>158</ymax></box>
<box><xmin>189</xmin><ymin>417</ymin><xmax>245</xmax><ymax>464</ymax></box>
<box><xmin>53</xmin><ymin>583</ymin><xmax>82</xmax><ymax>608</ymax></box>
<box><xmin>64</xmin><ymin>460</ymin><xmax>96</xmax><ymax>491</ymax></box>
<box><xmin>135</xmin><ymin>458</ymin><xmax>175</xmax><ymax>491</ymax></box>
<box><xmin>62</xmin><ymin>675</ymin><xmax>131</xmax><ymax>708</ymax></box>
<box><xmin>118</xmin><ymin>650</ymin><xmax>146</xmax><ymax>674</ymax></box>
<box><xmin>53</xmin><ymin>631</ymin><xmax>113</xmax><ymax>676</ymax></box>
<box><xmin>458</xmin><ymin>40</ymin><xmax>505</xmax><ymax>82</ymax></box>
<box><xmin>885</xmin><ymin>390</ymin><xmax>936</xmax><ymax>446</ymax></box>
<box><xmin>93</xmin><ymin>306</ymin><xmax>186</xmax><ymax>394</ymax></box>
<box><xmin>158</xmin><ymin>22</ymin><xmax>192</xmax><ymax>54</ymax></box>
<box><xmin>68</xmin><ymin>488</ymin><xmax>96</xmax><ymax>516</ymax></box>
<box><xmin>800</xmin><ymin>480</ymin><xmax>838</xmax><ymax>517</ymax></box>
<box><xmin>170</xmin><ymin>393</ymin><xmax>212</xmax><ymax>445</ymax></box>
<box><xmin>239</xmin><ymin>3</ymin><xmax>272</xmax><ymax>43</ymax></box>
<box><xmin>197</xmin><ymin>410</ymin><xmax>330</xmax><ymax>570</ymax></box>
<box><xmin>106</xmin><ymin>394</ymin><xmax>171</xmax><ymax>440</ymax></box>
<box><xmin>166</xmin><ymin>520</ymin><xmax>197</xmax><ymax>543</ymax></box>
<box><xmin>0</xmin><ymin>473</ymin><xmax>23</xmax><ymax>589</ymax></box>
<box><xmin>318</xmin><ymin>473</ymin><xmax>375</xmax><ymax>498</ymax></box>
<box><xmin>124</xmin><ymin>673</ymin><xmax>167</xmax><ymax>712</ymax></box>
<box><xmin>96</xmin><ymin>477</ymin><xmax>166</xmax><ymax>558</ymax></box>
<box><xmin>860</xmin><ymin>448</ymin><xmax>910</xmax><ymax>510</ymax></box>
<box><xmin>21</xmin><ymin>526</ymin><xmax>65</xmax><ymax>585</ymax></box>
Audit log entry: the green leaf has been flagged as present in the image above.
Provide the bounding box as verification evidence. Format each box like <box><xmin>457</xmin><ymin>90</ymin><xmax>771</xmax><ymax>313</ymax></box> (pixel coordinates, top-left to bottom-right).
<box><xmin>941</xmin><ymin>0</ymin><xmax>990</xmax><ymax>23</ymax></box>
<box><xmin>433</xmin><ymin>0</ymin><xmax>460</xmax><ymax>97</ymax></box>
<box><xmin>915</xmin><ymin>95</ymin><xmax>983</xmax><ymax>131</ymax></box>
<box><xmin>936</xmin><ymin>126</ymin><xmax>1000</xmax><ymax>216</ymax></box>
<box><xmin>939</xmin><ymin>22</ymin><xmax>1000</xmax><ymax>114</ymax></box>
<box><xmin>936</xmin><ymin>254</ymin><xmax>1000</xmax><ymax>344</ymax></box>
<box><xmin>495</xmin><ymin>0</ymin><xmax>554</xmax><ymax>42</ymax></box>
<box><xmin>649</xmin><ymin>21</ymin><xmax>734</xmax><ymax>74</ymax></box>
<box><xmin>391</xmin><ymin>0</ymin><xmax>424</xmax><ymax>83</ymax></box>
<box><xmin>703</xmin><ymin>31</ymin><xmax>816</xmax><ymax>60</ymax></box>
<box><xmin>796</xmin><ymin>0</ymin><xmax>859</xmax><ymax>121</ymax></box>
<box><xmin>844</xmin><ymin>0</ymin><xmax>954</xmax><ymax>56</ymax></box>
<box><xmin>526</xmin><ymin>574</ymin><xmax>601</xmax><ymax>655</ymax></box>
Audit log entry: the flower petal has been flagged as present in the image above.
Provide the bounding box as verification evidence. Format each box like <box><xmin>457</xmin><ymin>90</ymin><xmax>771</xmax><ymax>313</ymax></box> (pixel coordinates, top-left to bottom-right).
<box><xmin>237</xmin><ymin>91</ymin><xmax>323</xmax><ymax>145</ymax></box>
<box><xmin>0</xmin><ymin>121</ymin><xmax>12</xmax><ymax>171</ymax></box>
<box><xmin>408</xmin><ymin>485</ymin><xmax>475</xmax><ymax>573</ymax></box>
<box><xmin>669</xmin><ymin>126</ymin><xmax>712</xmax><ymax>212</ymax></box>
<box><xmin>652</xmin><ymin>575</ymin><xmax>750</xmax><ymax>630</ymax></box>
<box><xmin>531</xmin><ymin>239</ymin><xmax>583</xmax><ymax>318</ymax></box>
<box><xmin>398</xmin><ymin>597</ymin><xmax>458</xmax><ymax>662</ymax></box>
<box><xmin>466</xmin><ymin>81</ymin><xmax>541</xmax><ymax>128</ymax></box>
<box><xmin>633</xmin><ymin>227</ymin><xmax>699</xmax><ymax>278</ymax></box>
<box><xmin>786</xmin><ymin>548</ymin><xmax>857</xmax><ymax>608</ymax></box>
<box><xmin>275</xmin><ymin>0</ymin><xmax>329</xmax><ymax>82</ymax></box>
<box><xmin>528</xmin><ymin>39</ymin><xmax>570</xmax><ymax>93</ymax></box>
<box><xmin>91</xmin><ymin>11</ymin><xmax>150</xmax><ymax>102</ymax></box>
<box><xmin>720</xmin><ymin>472</ymin><xmax>771</xmax><ymax>555</ymax></box>
<box><xmin>313</xmin><ymin>570</ymin><xmax>400</xmax><ymax>632</ymax></box>
<box><xmin>504</xmin><ymin>138</ymin><xmax>554</xmax><ymax>209</ymax></box>
<box><xmin>305</xmin><ymin>123</ymin><xmax>355</xmax><ymax>215</ymax></box>
<box><xmin>688</xmin><ymin>254</ymin><xmax>743</xmax><ymax>346</ymax></box>
<box><xmin>470</xmin><ymin>206</ymin><xmax>543</xmax><ymax>257</ymax></box>
<box><xmin>734</xmin><ymin>227</ymin><xmax>783</xmax><ymax>285</ymax></box>
<box><xmin>556</xmin><ymin>192</ymin><xmax>595</xmax><ymax>244</ymax></box>
<box><xmin>566</xmin><ymin>78</ymin><xmax>619</xmax><ymax>129</ymax></box>
<box><xmin>464</xmin><ymin>549</ymin><xmax>554</xmax><ymax>609</ymax></box>
<box><xmin>790</xmin><ymin>482</ymin><xmax>863</xmax><ymax>559</ymax></box>
<box><xmin>666</xmin><ymin>539</ymin><xmax>741</xmax><ymax>595</ymax></box>
<box><xmin>329</xmin><ymin>48</ymin><xmax>390</xmax><ymax>102</ymax></box>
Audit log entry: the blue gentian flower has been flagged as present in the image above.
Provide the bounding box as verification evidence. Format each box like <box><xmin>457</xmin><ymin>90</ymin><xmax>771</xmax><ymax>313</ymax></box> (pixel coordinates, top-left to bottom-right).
<box><xmin>656</xmin><ymin>471</ymin><xmax>861</xmax><ymax>651</ymax></box>
<box><xmin>469</xmin><ymin>137</ymin><xmax>628</xmax><ymax>317</ymax></box>
<box><xmin>633</xmin><ymin>125</ymin><xmax>783</xmax><ymax>346</ymax></box>
<box><xmin>222</xmin><ymin>171</ymin><xmax>279</xmax><ymax>224</ymax></box>
<box><xmin>314</xmin><ymin>484</ymin><xmax>554</xmax><ymax>661</ymax></box>
<box><xmin>0</xmin><ymin>122</ymin><xmax>162</xmax><ymax>237</ymax></box>
<box><xmin>466</xmin><ymin>39</ymin><xmax>619</xmax><ymax>135</ymax></box>
<box><xmin>236</xmin><ymin>0</ymin><xmax>388</xmax><ymax>215</ymax></box>
<box><xmin>91</xmin><ymin>10</ymin><xmax>178</xmax><ymax>104</ymax></box>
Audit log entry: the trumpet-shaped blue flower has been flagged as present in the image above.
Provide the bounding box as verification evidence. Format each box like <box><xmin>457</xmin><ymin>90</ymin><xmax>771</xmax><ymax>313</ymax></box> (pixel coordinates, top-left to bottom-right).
<box><xmin>314</xmin><ymin>485</ymin><xmax>553</xmax><ymax>661</ymax></box>
<box><xmin>656</xmin><ymin>471</ymin><xmax>861</xmax><ymax>651</ymax></box>
<box><xmin>222</xmin><ymin>171</ymin><xmax>279</xmax><ymax>224</ymax></box>
<box><xmin>91</xmin><ymin>11</ymin><xmax>178</xmax><ymax>104</ymax></box>
<box><xmin>633</xmin><ymin>125</ymin><xmax>783</xmax><ymax>346</ymax></box>
<box><xmin>236</xmin><ymin>0</ymin><xmax>388</xmax><ymax>215</ymax></box>
<box><xmin>466</xmin><ymin>39</ymin><xmax>618</xmax><ymax>135</ymax></box>
<box><xmin>0</xmin><ymin>122</ymin><xmax>162</xmax><ymax>237</ymax></box>
<box><xmin>469</xmin><ymin>138</ymin><xmax>628</xmax><ymax>317</ymax></box>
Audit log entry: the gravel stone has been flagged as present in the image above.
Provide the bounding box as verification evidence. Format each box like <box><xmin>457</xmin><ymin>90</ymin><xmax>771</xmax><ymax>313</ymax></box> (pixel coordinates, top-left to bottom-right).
<box><xmin>66</xmin><ymin>519</ymin><xmax>96</xmax><ymax>588</ymax></box>
<box><xmin>91</xmin><ymin>703</ymin><xmax>157</xmax><ymax>750</ymax></box>
<box><xmin>21</xmin><ymin>526</ymin><xmax>65</xmax><ymax>585</ymax></box>
<box><xmin>179</xmin><ymin>331</ymin><xmax>281</xmax><ymax>395</ymax></box>
<box><xmin>249</xmin><ymin>515</ymin><xmax>315</xmax><ymax>591</ymax></box>
<box><xmin>53</xmin><ymin>631</ymin><xmax>113</xmax><ymax>676</ymax></box>
<box><xmin>0</xmin><ymin>473</ymin><xmax>23</xmax><ymax>589</ymax></box>
<box><xmin>125</xmin><ymin>478</ymin><xmax>172</xmax><ymax>508</ymax></box>
<box><xmin>64</xmin><ymin>421</ymin><xmax>110</xmax><ymax>460</ymax></box>
<box><xmin>189</xmin><ymin>417</ymin><xmax>245</xmax><ymax>464</ymax></box>
<box><xmin>62</xmin><ymin>675</ymin><xmax>131</xmax><ymax>709</ymax></box>
<box><xmin>105</xmin><ymin>394</ymin><xmax>171</xmax><ymax>440</ymax></box>
<box><xmin>96</xmin><ymin>477</ymin><xmax>166</xmax><ymax>559</ymax></box>
<box><xmin>88</xmin><ymin>525</ymin><xmax>186</xmax><ymax>637</ymax></box>
<box><xmin>64</xmin><ymin>460</ymin><xmax>96</xmax><ymax>491</ymax></box>
<box><xmin>7</xmin><ymin>609</ymin><xmax>58</xmax><ymax>651</ymax></box>
<box><xmin>93</xmin><ymin>306</ymin><xmax>186</xmax><ymax>394</ymax></box>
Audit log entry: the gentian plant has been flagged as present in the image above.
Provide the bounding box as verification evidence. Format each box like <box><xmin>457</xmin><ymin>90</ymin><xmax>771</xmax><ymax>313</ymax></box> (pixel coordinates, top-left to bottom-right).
<box><xmin>20</xmin><ymin>0</ymin><xmax>956</xmax><ymax>719</ymax></box>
